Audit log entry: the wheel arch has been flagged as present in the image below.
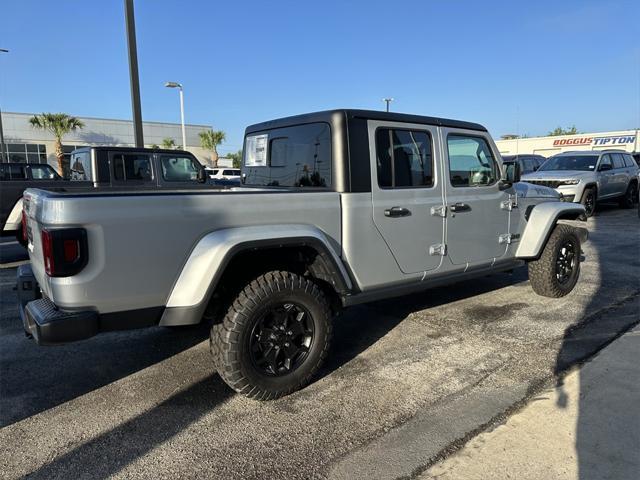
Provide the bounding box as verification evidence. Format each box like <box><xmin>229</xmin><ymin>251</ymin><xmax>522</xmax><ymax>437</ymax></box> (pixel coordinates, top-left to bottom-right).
<box><xmin>516</xmin><ymin>202</ymin><xmax>588</xmax><ymax>260</ymax></box>
<box><xmin>160</xmin><ymin>225</ymin><xmax>352</xmax><ymax>326</ymax></box>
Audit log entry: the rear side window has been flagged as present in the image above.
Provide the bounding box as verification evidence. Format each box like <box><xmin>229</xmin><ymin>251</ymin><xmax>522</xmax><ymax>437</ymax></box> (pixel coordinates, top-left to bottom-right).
<box><xmin>222</xmin><ymin>169</ymin><xmax>237</xmax><ymax>176</ymax></box>
<box><xmin>623</xmin><ymin>154</ymin><xmax>635</xmax><ymax>167</ymax></box>
<box><xmin>112</xmin><ymin>153</ymin><xmax>152</xmax><ymax>182</ymax></box>
<box><xmin>447</xmin><ymin>135</ymin><xmax>499</xmax><ymax>187</ymax></box>
<box><xmin>375</xmin><ymin>128</ymin><xmax>434</xmax><ymax>188</ymax></box>
<box><xmin>160</xmin><ymin>155</ymin><xmax>201</xmax><ymax>182</ymax></box>
<box><xmin>1</xmin><ymin>164</ymin><xmax>27</xmax><ymax>180</ymax></box>
<box><xmin>243</xmin><ymin>122</ymin><xmax>331</xmax><ymax>187</ymax></box>
<box><xmin>611</xmin><ymin>153</ymin><xmax>625</xmax><ymax>169</ymax></box>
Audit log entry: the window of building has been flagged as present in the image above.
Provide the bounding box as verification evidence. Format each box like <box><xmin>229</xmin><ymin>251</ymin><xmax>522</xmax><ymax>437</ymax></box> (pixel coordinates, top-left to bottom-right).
<box><xmin>243</xmin><ymin>122</ymin><xmax>331</xmax><ymax>187</ymax></box>
<box><xmin>3</xmin><ymin>143</ymin><xmax>47</xmax><ymax>163</ymax></box>
<box><xmin>112</xmin><ymin>153</ymin><xmax>152</xmax><ymax>182</ymax></box>
<box><xmin>376</xmin><ymin>128</ymin><xmax>434</xmax><ymax>188</ymax></box>
<box><xmin>159</xmin><ymin>154</ymin><xmax>200</xmax><ymax>182</ymax></box>
<box><xmin>447</xmin><ymin>135</ymin><xmax>499</xmax><ymax>187</ymax></box>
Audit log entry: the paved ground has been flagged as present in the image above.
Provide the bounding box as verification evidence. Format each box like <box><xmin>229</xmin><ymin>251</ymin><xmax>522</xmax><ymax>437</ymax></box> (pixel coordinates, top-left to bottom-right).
<box><xmin>0</xmin><ymin>206</ymin><xmax>638</xmax><ymax>479</ymax></box>
<box><xmin>422</xmin><ymin>324</ymin><xmax>640</xmax><ymax>480</ymax></box>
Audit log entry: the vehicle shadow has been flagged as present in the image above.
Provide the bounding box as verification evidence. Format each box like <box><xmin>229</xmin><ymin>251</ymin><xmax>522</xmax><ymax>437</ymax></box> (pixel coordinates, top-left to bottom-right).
<box><xmin>0</xmin><ymin>283</ymin><xmax>210</xmax><ymax>427</ymax></box>
<box><xmin>23</xmin><ymin>373</ymin><xmax>233</xmax><ymax>480</ymax></box>
<box><xmin>320</xmin><ymin>266</ymin><xmax>529</xmax><ymax>379</ymax></box>
<box><xmin>553</xmin><ymin>204</ymin><xmax>640</xmax><ymax>479</ymax></box>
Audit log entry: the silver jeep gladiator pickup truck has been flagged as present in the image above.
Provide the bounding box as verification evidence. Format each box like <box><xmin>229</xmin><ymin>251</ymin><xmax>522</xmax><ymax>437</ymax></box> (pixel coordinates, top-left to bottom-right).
<box><xmin>18</xmin><ymin>109</ymin><xmax>588</xmax><ymax>399</ymax></box>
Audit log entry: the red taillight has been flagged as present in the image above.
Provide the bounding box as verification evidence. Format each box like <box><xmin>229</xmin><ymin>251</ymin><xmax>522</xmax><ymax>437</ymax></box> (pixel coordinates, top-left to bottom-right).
<box><xmin>41</xmin><ymin>228</ymin><xmax>88</xmax><ymax>277</ymax></box>
<box><xmin>42</xmin><ymin>229</ymin><xmax>54</xmax><ymax>276</ymax></box>
<box><xmin>21</xmin><ymin>210</ymin><xmax>28</xmax><ymax>242</ymax></box>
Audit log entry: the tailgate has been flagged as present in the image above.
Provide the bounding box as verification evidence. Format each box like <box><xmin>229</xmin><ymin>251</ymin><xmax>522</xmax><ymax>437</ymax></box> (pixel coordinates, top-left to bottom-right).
<box><xmin>22</xmin><ymin>190</ymin><xmax>49</xmax><ymax>296</ymax></box>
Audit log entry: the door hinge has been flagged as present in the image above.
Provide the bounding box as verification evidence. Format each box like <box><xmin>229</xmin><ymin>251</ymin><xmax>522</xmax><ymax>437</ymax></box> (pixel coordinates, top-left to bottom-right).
<box><xmin>498</xmin><ymin>233</ymin><xmax>520</xmax><ymax>244</ymax></box>
<box><xmin>429</xmin><ymin>243</ymin><xmax>447</xmax><ymax>256</ymax></box>
<box><xmin>430</xmin><ymin>205</ymin><xmax>447</xmax><ymax>217</ymax></box>
<box><xmin>500</xmin><ymin>195</ymin><xmax>518</xmax><ymax>211</ymax></box>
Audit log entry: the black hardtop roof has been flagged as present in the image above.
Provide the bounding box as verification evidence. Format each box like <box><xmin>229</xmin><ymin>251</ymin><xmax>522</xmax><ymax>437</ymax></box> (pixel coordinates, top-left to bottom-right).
<box><xmin>1</xmin><ymin>162</ymin><xmax>58</xmax><ymax>167</ymax></box>
<box><xmin>245</xmin><ymin>109</ymin><xmax>487</xmax><ymax>134</ymax></box>
<box><xmin>71</xmin><ymin>146</ymin><xmax>194</xmax><ymax>155</ymax></box>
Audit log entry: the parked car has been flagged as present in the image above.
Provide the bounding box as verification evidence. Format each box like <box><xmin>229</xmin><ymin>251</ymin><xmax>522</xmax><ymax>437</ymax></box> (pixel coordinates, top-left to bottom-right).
<box><xmin>205</xmin><ymin>167</ymin><xmax>241</xmax><ymax>181</ymax></box>
<box><xmin>18</xmin><ymin>109</ymin><xmax>588</xmax><ymax>400</ymax></box>
<box><xmin>0</xmin><ymin>163</ymin><xmax>72</xmax><ymax>237</ymax></box>
<box><xmin>500</xmin><ymin>154</ymin><xmax>546</xmax><ymax>175</ymax></box>
<box><xmin>522</xmin><ymin>150</ymin><xmax>639</xmax><ymax>217</ymax></box>
<box><xmin>1</xmin><ymin>147</ymin><xmax>217</xmax><ymax>239</ymax></box>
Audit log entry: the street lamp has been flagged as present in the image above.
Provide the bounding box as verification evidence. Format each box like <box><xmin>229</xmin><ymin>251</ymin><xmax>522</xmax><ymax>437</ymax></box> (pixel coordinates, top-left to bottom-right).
<box><xmin>165</xmin><ymin>81</ymin><xmax>186</xmax><ymax>150</ymax></box>
<box><xmin>0</xmin><ymin>48</ymin><xmax>8</xmax><ymax>162</ymax></box>
<box><xmin>382</xmin><ymin>97</ymin><xmax>394</xmax><ymax>112</ymax></box>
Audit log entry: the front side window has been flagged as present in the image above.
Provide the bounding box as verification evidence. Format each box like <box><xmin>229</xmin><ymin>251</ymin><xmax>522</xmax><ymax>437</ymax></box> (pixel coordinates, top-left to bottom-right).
<box><xmin>112</xmin><ymin>153</ymin><xmax>152</xmax><ymax>182</ymax></box>
<box><xmin>243</xmin><ymin>122</ymin><xmax>331</xmax><ymax>187</ymax></box>
<box><xmin>30</xmin><ymin>164</ymin><xmax>60</xmax><ymax>180</ymax></box>
<box><xmin>599</xmin><ymin>155</ymin><xmax>612</xmax><ymax>170</ymax></box>
<box><xmin>447</xmin><ymin>135</ymin><xmax>499</xmax><ymax>187</ymax></box>
<box><xmin>160</xmin><ymin>155</ymin><xmax>200</xmax><ymax>182</ymax></box>
<box><xmin>376</xmin><ymin>128</ymin><xmax>434</xmax><ymax>188</ymax></box>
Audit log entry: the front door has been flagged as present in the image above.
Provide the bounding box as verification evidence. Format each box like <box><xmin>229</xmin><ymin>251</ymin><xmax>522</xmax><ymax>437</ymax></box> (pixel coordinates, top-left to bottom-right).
<box><xmin>441</xmin><ymin>129</ymin><xmax>510</xmax><ymax>265</ymax></box>
<box><xmin>369</xmin><ymin>121</ymin><xmax>445</xmax><ymax>274</ymax></box>
<box><xmin>597</xmin><ymin>154</ymin><xmax>615</xmax><ymax>197</ymax></box>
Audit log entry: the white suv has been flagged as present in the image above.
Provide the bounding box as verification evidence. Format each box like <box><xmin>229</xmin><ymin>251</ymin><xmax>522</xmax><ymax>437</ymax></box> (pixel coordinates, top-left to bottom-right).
<box><xmin>522</xmin><ymin>150</ymin><xmax>639</xmax><ymax>217</ymax></box>
<box><xmin>205</xmin><ymin>168</ymin><xmax>241</xmax><ymax>180</ymax></box>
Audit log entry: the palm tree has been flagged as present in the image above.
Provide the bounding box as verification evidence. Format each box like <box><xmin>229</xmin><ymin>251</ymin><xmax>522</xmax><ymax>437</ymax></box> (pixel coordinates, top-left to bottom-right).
<box><xmin>199</xmin><ymin>129</ymin><xmax>226</xmax><ymax>167</ymax></box>
<box><xmin>161</xmin><ymin>138</ymin><xmax>177</xmax><ymax>149</ymax></box>
<box><xmin>29</xmin><ymin>113</ymin><xmax>84</xmax><ymax>175</ymax></box>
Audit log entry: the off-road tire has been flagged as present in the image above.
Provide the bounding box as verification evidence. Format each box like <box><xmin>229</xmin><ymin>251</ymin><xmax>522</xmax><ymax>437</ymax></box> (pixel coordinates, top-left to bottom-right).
<box><xmin>581</xmin><ymin>187</ymin><xmax>596</xmax><ymax>217</ymax></box>
<box><xmin>211</xmin><ymin>270</ymin><xmax>332</xmax><ymax>400</ymax></box>
<box><xmin>528</xmin><ymin>224</ymin><xmax>581</xmax><ymax>298</ymax></box>
<box><xmin>619</xmin><ymin>182</ymin><xmax>637</xmax><ymax>209</ymax></box>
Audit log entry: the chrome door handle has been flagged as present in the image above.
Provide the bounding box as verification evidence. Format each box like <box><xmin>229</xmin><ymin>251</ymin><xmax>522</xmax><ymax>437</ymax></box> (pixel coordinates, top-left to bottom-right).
<box><xmin>450</xmin><ymin>202</ymin><xmax>471</xmax><ymax>212</ymax></box>
<box><xmin>384</xmin><ymin>206</ymin><xmax>411</xmax><ymax>217</ymax></box>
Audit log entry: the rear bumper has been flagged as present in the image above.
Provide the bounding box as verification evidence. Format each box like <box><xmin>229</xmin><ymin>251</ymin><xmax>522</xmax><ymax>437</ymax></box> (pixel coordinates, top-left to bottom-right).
<box><xmin>17</xmin><ymin>264</ymin><xmax>163</xmax><ymax>345</ymax></box>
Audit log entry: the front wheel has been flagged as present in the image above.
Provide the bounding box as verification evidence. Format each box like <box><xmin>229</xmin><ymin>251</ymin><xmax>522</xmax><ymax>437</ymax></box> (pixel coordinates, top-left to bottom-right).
<box><xmin>528</xmin><ymin>224</ymin><xmax>581</xmax><ymax>298</ymax></box>
<box><xmin>581</xmin><ymin>187</ymin><xmax>596</xmax><ymax>217</ymax></box>
<box><xmin>211</xmin><ymin>270</ymin><xmax>332</xmax><ymax>400</ymax></box>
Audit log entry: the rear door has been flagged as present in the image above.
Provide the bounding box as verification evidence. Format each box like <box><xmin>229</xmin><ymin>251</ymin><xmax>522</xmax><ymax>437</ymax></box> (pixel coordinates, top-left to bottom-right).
<box><xmin>369</xmin><ymin>121</ymin><xmax>445</xmax><ymax>274</ymax></box>
<box><xmin>441</xmin><ymin>129</ymin><xmax>510</xmax><ymax>265</ymax></box>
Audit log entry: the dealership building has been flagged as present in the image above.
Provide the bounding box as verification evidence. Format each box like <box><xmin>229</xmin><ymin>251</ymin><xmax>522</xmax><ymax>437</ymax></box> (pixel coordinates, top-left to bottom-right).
<box><xmin>0</xmin><ymin>111</ymin><xmax>226</xmax><ymax>168</ymax></box>
<box><xmin>496</xmin><ymin>129</ymin><xmax>640</xmax><ymax>158</ymax></box>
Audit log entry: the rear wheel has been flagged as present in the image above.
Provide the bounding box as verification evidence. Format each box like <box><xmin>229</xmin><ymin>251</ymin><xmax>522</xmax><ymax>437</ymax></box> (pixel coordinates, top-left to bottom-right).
<box><xmin>211</xmin><ymin>270</ymin><xmax>332</xmax><ymax>400</ymax></box>
<box><xmin>619</xmin><ymin>182</ymin><xmax>637</xmax><ymax>209</ymax></box>
<box><xmin>581</xmin><ymin>187</ymin><xmax>596</xmax><ymax>217</ymax></box>
<box><xmin>528</xmin><ymin>224</ymin><xmax>581</xmax><ymax>298</ymax></box>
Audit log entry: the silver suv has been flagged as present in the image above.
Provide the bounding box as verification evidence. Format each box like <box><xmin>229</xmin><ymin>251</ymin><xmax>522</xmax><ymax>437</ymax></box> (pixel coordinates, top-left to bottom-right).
<box><xmin>522</xmin><ymin>150</ymin><xmax>639</xmax><ymax>217</ymax></box>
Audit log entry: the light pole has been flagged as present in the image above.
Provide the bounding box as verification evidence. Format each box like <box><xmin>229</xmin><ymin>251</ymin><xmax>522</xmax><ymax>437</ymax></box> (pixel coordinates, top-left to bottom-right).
<box><xmin>124</xmin><ymin>0</ymin><xmax>144</xmax><ymax>147</ymax></box>
<box><xmin>382</xmin><ymin>97</ymin><xmax>394</xmax><ymax>112</ymax></box>
<box><xmin>0</xmin><ymin>48</ymin><xmax>8</xmax><ymax>162</ymax></box>
<box><xmin>165</xmin><ymin>82</ymin><xmax>186</xmax><ymax>150</ymax></box>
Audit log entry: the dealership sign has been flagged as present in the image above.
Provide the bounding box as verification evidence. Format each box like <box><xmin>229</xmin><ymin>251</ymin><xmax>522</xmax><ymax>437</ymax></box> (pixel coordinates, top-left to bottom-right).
<box><xmin>553</xmin><ymin>135</ymin><xmax>636</xmax><ymax>147</ymax></box>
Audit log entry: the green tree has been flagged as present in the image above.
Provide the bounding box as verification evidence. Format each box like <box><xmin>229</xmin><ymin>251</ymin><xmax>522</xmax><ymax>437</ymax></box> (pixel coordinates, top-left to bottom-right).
<box><xmin>28</xmin><ymin>113</ymin><xmax>85</xmax><ymax>175</ymax></box>
<box><xmin>199</xmin><ymin>129</ymin><xmax>226</xmax><ymax>167</ymax></box>
<box><xmin>161</xmin><ymin>138</ymin><xmax>177</xmax><ymax>149</ymax></box>
<box><xmin>149</xmin><ymin>143</ymin><xmax>160</xmax><ymax>149</ymax></box>
<box><xmin>226</xmin><ymin>149</ymin><xmax>243</xmax><ymax>168</ymax></box>
<box><xmin>547</xmin><ymin>126</ymin><xmax>579</xmax><ymax>136</ymax></box>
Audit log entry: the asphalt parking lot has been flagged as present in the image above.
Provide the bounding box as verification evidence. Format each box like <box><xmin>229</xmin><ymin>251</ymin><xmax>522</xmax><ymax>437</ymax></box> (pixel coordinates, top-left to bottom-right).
<box><xmin>1</xmin><ymin>206</ymin><xmax>638</xmax><ymax>480</ymax></box>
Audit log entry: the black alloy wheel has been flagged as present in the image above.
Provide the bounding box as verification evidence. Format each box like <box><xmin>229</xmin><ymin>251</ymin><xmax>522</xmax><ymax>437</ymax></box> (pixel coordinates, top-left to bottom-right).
<box><xmin>249</xmin><ymin>302</ymin><xmax>314</xmax><ymax>376</ymax></box>
<box><xmin>555</xmin><ymin>240</ymin><xmax>577</xmax><ymax>285</ymax></box>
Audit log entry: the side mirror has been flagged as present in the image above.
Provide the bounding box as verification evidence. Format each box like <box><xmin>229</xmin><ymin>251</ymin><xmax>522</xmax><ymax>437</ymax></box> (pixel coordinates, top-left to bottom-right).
<box><xmin>500</xmin><ymin>162</ymin><xmax>520</xmax><ymax>190</ymax></box>
<box><xmin>197</xmin><ymin>166</ymin><xmax>207</xmax><ymax>183</ymax></box>
<box><xmin>598</xmin><ymin>163</ymin><xmax>612</xmax><ymax>172</ymax></box>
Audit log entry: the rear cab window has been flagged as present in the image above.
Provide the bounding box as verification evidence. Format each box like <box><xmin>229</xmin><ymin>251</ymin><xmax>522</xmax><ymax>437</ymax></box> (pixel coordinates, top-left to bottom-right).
<box><xmin>243</xmin><ymin>122</ymin><xmax>331</xmax><ymax>188</ymax></box>
<box><xmin>30</xmin><ymin>164</ymin><xmax>60</xmax><ymax>180</ymax></box>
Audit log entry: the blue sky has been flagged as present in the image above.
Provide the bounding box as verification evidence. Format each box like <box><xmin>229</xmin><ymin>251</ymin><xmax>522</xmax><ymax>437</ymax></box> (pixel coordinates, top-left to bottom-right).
<box><xmin>1</xmin><ymin>0</ymin><xmax>638</xmax><ymax>154</ymax></box>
